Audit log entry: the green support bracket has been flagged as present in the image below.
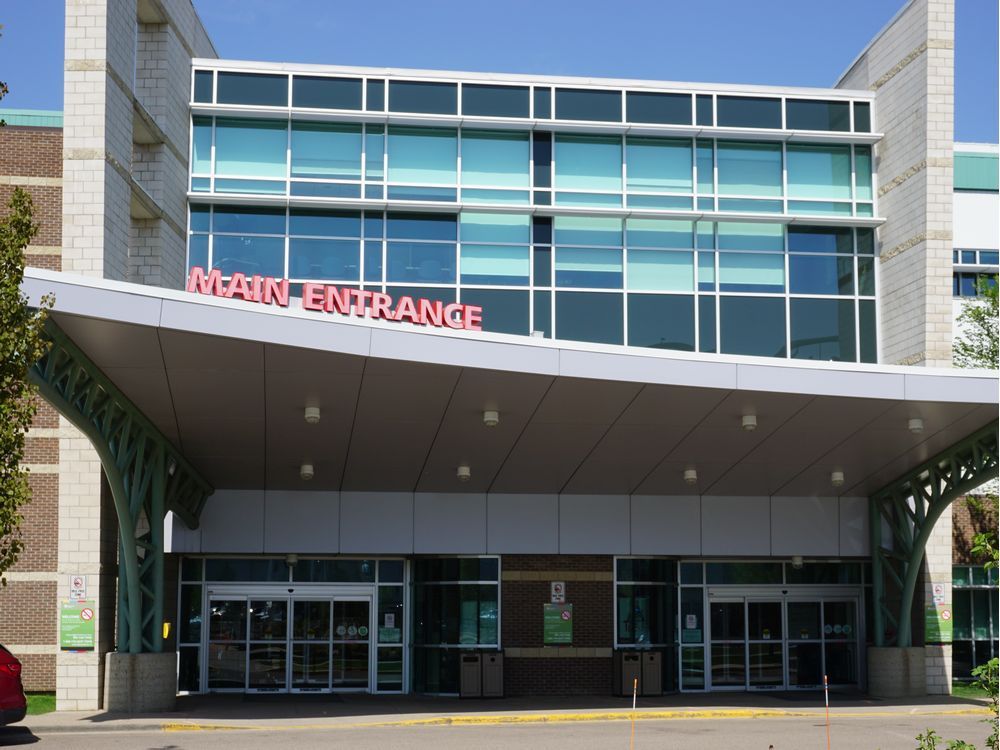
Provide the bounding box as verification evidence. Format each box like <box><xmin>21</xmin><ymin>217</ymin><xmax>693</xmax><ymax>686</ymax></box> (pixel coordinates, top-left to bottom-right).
<box><xmin>869</xmin><ymin>421</ymin><xmax>999</xmax><ymax>648</ymax></box>
<box><xmin>28</xmin><ymin>321</ymin><xmax>213</xmax><ymax>654</ymax></box>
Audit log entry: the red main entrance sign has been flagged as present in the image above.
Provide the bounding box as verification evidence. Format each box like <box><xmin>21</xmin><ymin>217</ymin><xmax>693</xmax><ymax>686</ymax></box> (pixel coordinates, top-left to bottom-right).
<box><xmin>186</xmin><ymin>268</ymin><xmax>483</xmax><ymax>331</ymax></box>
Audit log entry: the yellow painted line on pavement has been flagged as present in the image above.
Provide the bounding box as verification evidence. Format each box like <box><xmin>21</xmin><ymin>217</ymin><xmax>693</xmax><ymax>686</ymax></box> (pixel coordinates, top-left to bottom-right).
<box><xmin>161</xmin><ymin>706</ymin><xmax>991</xmax><ymax>733</ymax></box>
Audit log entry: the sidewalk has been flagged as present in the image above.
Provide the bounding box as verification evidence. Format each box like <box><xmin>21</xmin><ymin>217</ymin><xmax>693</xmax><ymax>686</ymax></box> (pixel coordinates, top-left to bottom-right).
<box><xmin>20</xmin><ymin>691</ymin><xmax>992</xmax><ymax>734</ymax></box>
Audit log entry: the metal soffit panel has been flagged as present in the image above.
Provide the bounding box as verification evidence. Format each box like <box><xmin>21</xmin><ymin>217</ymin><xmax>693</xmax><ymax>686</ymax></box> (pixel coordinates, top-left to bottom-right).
<box><xmin>32</xmin><ymin>271</ymin><xmax>998</xmax><ymax>499</ymax></box>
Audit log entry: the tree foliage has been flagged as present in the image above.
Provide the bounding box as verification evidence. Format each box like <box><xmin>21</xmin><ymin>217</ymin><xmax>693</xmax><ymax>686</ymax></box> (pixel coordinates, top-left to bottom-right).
<box><xmin>0</xmin><ymin>188</ymin><xmax>53</xmax><ymax>583</ymax></box>
<box><xmin>953</xmin><ymin>277</ymin><xmax>999</xmax><ymax>369</ymax></box>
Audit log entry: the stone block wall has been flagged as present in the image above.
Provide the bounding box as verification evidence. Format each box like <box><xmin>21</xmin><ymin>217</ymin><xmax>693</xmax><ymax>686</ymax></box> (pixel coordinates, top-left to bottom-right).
<box><xmin>837</xmin><ymin>0</ymin><xmax>955</xmax><ymax>367</ymax></box>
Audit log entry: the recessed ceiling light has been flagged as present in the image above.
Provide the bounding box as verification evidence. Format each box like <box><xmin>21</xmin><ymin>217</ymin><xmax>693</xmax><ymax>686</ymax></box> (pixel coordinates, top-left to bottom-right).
<box><xmin>483</xmin><ymin>410</ymin><xmax>500</xmax><ymax>428</ymax></box>
<box><xmin>741</xmin><ymin>414</ymin><xmax>758</xmax><ymax>432</ymax></box>
<box><xmin>683</xmin><ymin>468</ymin><xmax>698</xmax><ymax>485</ymax></box>
<box><xmin>457</xmin><ymin>464</ymin><xmax>471</xmax><ymax>482</ymax></box>
<box><xmin>831</xmin><ymin>470</ymin><xmax>845</xmax><ymax>488</ymax></box>
<box><xmin>304</xmin><ymin>406</ymin><xmax>321</xmax><ymax>424</ymax></box>
<box><xmin>300</xmin><ymin>463</ymin><xmax>314</xmax><ymax>481</ymax></box>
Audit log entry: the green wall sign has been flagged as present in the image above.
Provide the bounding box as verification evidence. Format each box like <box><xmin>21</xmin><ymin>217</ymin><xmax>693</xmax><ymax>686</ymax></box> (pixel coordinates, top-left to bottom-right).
<box><xmin>925</xmin><ymin>604</ymin><xmax>953</xmax><ymax>643</ymax></box>
<box><xmin>60</xmin><ymin>600</ymin><xmax>96</xmax><ymax>650</ymax></box>
<box><xmin>543</xmin><ymin>603</ymin><xmax>573</xmax><ymax>645</ymax></box>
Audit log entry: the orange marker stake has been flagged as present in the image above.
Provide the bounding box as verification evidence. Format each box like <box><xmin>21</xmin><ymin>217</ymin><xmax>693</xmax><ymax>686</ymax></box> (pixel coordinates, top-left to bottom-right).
<box><xmin>629</xmin><ymin>676</ymin><xmax>638</xmax><ymax>750</ymax></box>
<box><xmin>824</xmin><ymin>673</ymin><xmax>831</xmax><ymax>750</ymax></box>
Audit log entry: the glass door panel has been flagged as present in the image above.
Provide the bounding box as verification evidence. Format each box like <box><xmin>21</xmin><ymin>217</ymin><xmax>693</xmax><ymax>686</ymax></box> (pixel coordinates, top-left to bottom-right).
<box><xmin>747</xmin><ymin>601</ymin><xmax>783</xmax><ymax>688</ymax></box>
<box><xmin>787</xmin><ymin>601</ymin><xmax>823</xmax><ymax>688</ymax></box>
<box><xmin>709</xmin><ymin>601</ymin><xmax>745</xmax><ymax>688</ymax></box>
<box><xmin>248</xmin><ymin>599</ymin><xmax>288</xmax><ymax>690</ymax></box>
<box><xmin>208</xmin><ymin>598</ymin><xmax>247</xmax><ymax>689</ymax></box>
<box><xmin>823</xmin><ymin>600</ymin><xmax>858</xmax><ymax>685</ymax></box>
<box><xmin>292</xmin><ymin>600</ymin><xmax>331</xmax><ymax>691</ymax></box>
<box><xmin>333</xmin><ymin>598</ymin><xmax>371</xmax><ymax>689</ymax></box>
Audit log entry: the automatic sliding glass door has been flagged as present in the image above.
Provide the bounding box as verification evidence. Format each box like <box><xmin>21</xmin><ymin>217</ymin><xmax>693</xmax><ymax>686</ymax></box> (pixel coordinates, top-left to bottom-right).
<box><xmin>291</xmin><ymin>599</ymin><xmax>332</xmax><ymax>692</ymax></box>
<box><xmin>747</xmin><ymin>600</ymin><xmax>784</xmax><ymax>689</ymax></box>
<box><xmin>248</xmin><ymin>598</ymin><xmax>289</xmax><ymax>691</ymax></box>
<box><xmin>332</xmin><ymin>597</ymin><xmax>371</xmax><ymax>690</ymax></box>
<box><xmin>709</xmin><ymin>600</ymin><xmax>746</xmax><ymax>689</ymax></box>
<box><xmin>207</xmin><ymin>598</ymin><xmax>248</xmax><ymax>690</ymax></box>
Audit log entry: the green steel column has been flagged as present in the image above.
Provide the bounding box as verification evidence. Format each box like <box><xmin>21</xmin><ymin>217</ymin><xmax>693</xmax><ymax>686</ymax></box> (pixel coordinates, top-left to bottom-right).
<box><xmin>870</xmin><ymin>497</ymin><xmax>885</xmax><ymax>647</ymax></box>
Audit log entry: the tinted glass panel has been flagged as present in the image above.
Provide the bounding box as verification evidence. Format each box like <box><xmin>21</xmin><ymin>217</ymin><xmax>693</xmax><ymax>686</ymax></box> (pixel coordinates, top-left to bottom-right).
<box><xmin>707</xmin><ymin>562</ymin><xmax>783</xmax><ymax>585</ymax></box>
<box><xmin>533</xmin><ymin>87</ymin><xmax>551</xmax><ymax>119</ymax></box>
<box><xmin>289</xmin><ymin>238</ymin><xmax>359</xmax><ymax>280</ymax></box>
<box><xmin>387</xmin><ymin>127</ymin><xmax>457</xmax><ymax>185</ymax></box>
<box><xmin>856</xmin><ymin>228</ymin><xmax>875</xmax><ymax>255</ymax></box>
<box><xmin>554</xmin><ymin>135</ymin><xmax>622</xmax><ymax>192</ymax></box>
<box><xmin>556</xmin><ymin>292</ymin><xmax>623</xmax><ymax>344</ymax></box>
<box><xmin>554</xmin><ymin>216</ymin><xmax>622</xmax><ymax>247</ymax></box>
<box><xmin>719</xmin><ymin>253</ymin><xmax>784</xmax><ymax>292</ymax></box>
<box><xmin>790</xmin><ymin>299</ymin><xmax>856</xmax><ymax>361</ymax></box>
<box><xmin>696</xmin><ymin>95</ymin><xmax>713</xmax><ymax>126</ymax></box>
<box><xmin>217</xmin><ymin>72</ymin><xmax>287</xmax><ymax>106</ymax></box>
<box><xmin>853</xmin><ymin>102</ymin><xmax>871</xmax><ymax>132</ymax></box>
<box><xmin>215</xmin><ymin>119</ymin><xmax>287</xmax><ymax>178</ymax></box>
<box><xmin>291</xmin><ymin>122</ymin><xmax>361</xmax><ymax>179</ymax></box>
<box><xmin>461</xmin><ymin>131</ymin><xmax>529</xmax><ymax>187</ymax></box>
<box><xmin>386</xmin><ymin>286</ymin><xmax>456</xmax><ymax>305</ymax></box>
<box><xmin>626</xmin><ymin>138</ymin><xmax>692</xmax><ymax>193</ymax></box>
<box><xmin>534</xmin><ymin>247</ymin><xmax>551</xmax><ymax>286</ymax></box>
<box><xmin>787</xmin><ymin>144</ymin><xmax>852</xmax><ymax>199</ymax></box>
<box><xmin>720</xmin><ymin>297</ymin><xmax>786</xmax><ymax>357</ymax></box>
<box><xmin>206</xmin><ymin>558</ymin><xmax>289</xmax><ymax>581</ymax></box>
<box><xmin>386</xmin><ymin>242</ymin><xmax>455</xmax><ymax>283</ymax></box>
<box><xmin>366</xmin><ymin>79</ymin><xmax>385</xmax><ymax>111</ymax></box>
<box><xmin>213</xmin><ymin>206</ymin><xmax>285</xmax><ymax>234</ymax></box>
<box><xmin>389</xmin><ymin>80</ymin><xmax>457</xmax><ymax>114</ymax></box>
<box><xmin>289</xmin><ymin>209</ymin><xmax>360</xmax><ymax>237</ymax></box>
<box><xmin>461</xmin><ymin>212</ymin><xmax>530</xmax><ymax>244</ymax></box>
<box><xmin>364</xmin><ymin>241</ymin><xmax>383</xmax><ymax>281</ymax></box>
<box><xmin>717</xmin><ymin>142</ymin><xmax>782</xmax><ymax>197</ymax></box>
<box><xmin>789</xmin><ymin>255</ymin><xmax>854</xmax><ymax>295</ymax></box>
<box><xmin>193</xmin><ymin>70</ymin><xmax>213</xmax><ymax>103</ymax></box>
<box><xmin>786</xmin><ymin>99</ymin><xmax>850</xmax><ymax>131</ymax></box>
<box><xmin>533</xmin><ymin>132</ymin><xmax>552</xmax><ymax>187</ymax></box>
<box><xmin>699</xmin><ymin>296</ymin><xmax>716</xmax><ymax>352</ymax></box>
<box><xmin>628</xmin><ymin>250</ymin><xmax>693</xmax><ymax>292</ymax></box>
<box><xmin>628</xmin><ymin>294</ymin><xmax>695</xmax><ymax>351</ymax></box>
<box><xmin>293</xmin><ymin>76</ymin><xmax>362</xmax><ymax>109</ymax></box>
<box><xmin>387</xmin><ymin>213</ymin><xmax>457</xmax><ymax>241</ymax></box>
<box><xmin>627</xmin><ymin>91</ymin><xmax>691</xmax><ymax>124</ymax></box>
<box><xmin>555</xmin><ymin>247</ymin><xmax>622</xmax><ymax>288</ymax></box>
<box><xmin>461</xmin><ymin>245</ymin><xmax>529</xmax><ymax>285</ymax></box>
<box><xmin>787</xmin><ymin>226</ymin><xmax>852</xmax><ymax>254</ymax></box>
<box><xmin>716</xmin><ymin>96</ymin><xmax>781</xmax><ymax>129</ymax></box>
<box><xmin>626</xmin><ymin>218</ymin><xmax>693</xmax><ymax>249</ymax></box>
<box><xmin>191</xmin><ymin>117</ymin><xmax>212</xmax><ymax>173</ymax></box>
<box><xmin>462</xmin><ymin>84</ymin><xmax>530</xmax><ymax>118</ymax></box>
<box><xmin>212</xmin><ymin>236</ymin><xmax>285</xmax><ymax>277</ymax></box>
<box><xmin>717</xmin><ymin>222</ymin><xmax>783</xmax><ymax>251</ymax></box>
<box><xmin>555</xmin><ymin>88</ymin><xmax>622</xmax><ymax>122</ymax></box>
<box><xmin>461</xmin><ymin>289</ymin><xmax>529</xmax><ymax>335</ymax></box>
<box><xmin>859</xmin><ymin>299</ymin><xmax>877</xmax><ymax>363</ymax></box>
<box><xmin>533</xmin><ymin>290</ymin><xmax>551</xmax><ymax>336</ymax></box>
<box><xmin>855</xmin><ymin>145</ymin><xmax>873</xmax><ymax>200</ymax></box>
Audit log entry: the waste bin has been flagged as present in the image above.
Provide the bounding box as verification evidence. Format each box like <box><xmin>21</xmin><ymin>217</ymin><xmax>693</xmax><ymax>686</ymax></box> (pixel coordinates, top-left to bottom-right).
<box><xmin>641</xmin><ymin>651</ymin><xmax>662</xmax><ymax>696</ymax></box>
<box><xmin>616</xmin><ymin>651</ymin><xmax>642</xmax><ymax>696</ymax></box>
<box><xmin>459</xmin><ymin>652</ymin><xmax>482</xmax><ymax>697</ymax></box>
<box><xmin>482</xmin><ymin>651</ymin><xmax>503</xmax><ymax>697</ymax></box>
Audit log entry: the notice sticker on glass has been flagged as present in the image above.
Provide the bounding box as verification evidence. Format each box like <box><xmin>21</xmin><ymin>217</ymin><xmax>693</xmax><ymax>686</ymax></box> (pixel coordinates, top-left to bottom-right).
<box><xmin>385</xmin><ymin>613</ymin><xmax>395</xmax><ymax>629</ymax></box>
<box><xmin>685</xmin><ymin>614</ymin><xmax>698</xmax><ymax>630</ymax></box>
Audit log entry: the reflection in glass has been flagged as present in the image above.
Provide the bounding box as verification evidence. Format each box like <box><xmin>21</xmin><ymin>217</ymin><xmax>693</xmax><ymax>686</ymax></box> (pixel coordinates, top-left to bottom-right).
<box><xmin>250</xmin><ymin>600</ymin><xmax>288</xmax><ymax>641</ymax></box>
<box><xmin>788</xmin><ymin>643</ymin><xmax>823</xmax><ymax>687</ymax></box>
<box><xmin>207</xmin><ymin>643</ymin><xmax>246</xmax><ymax>688</ymax></box>
<box><xmin>292</xmin><ymin>643</ymin><xmax>330</xmax><ymax>689</ymax></box>
<box><xmin>249</xmin><ymin>644</ymin><xmax>287</xmax><ymax>689</ymax></box>
<box><xmin>293</xmin><ymin>601</ymin><xmax>331</xmax><ymax>641</ymax></box>
<box><xmin>749</xmin><ymin>643</ymin><xmax>783</xmax><ymax>686</ymax></box>
<box><xmin>711</xmin><ymin>643</ymin><xmax>746</xmax><ymax>686</ymax></box>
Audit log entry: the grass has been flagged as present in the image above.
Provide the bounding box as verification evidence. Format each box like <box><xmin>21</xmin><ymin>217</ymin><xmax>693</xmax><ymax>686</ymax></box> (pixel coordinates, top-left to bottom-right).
<box><xmin>952</xmin><ymin>681</ymin><xmax>991</xmax><ymax>701</ymax></box>
<box><xmin>25</xmin><ymin>692</ymin><xmax>55</xmax><ymax>715</ymax></box>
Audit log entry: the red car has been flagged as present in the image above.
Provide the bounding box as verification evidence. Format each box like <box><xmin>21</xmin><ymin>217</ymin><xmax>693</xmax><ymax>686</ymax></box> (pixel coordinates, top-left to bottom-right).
<box><xmin>0</xmin><ymin>646</ymin><xmax>26</xmax><ymax>726</ymax></box>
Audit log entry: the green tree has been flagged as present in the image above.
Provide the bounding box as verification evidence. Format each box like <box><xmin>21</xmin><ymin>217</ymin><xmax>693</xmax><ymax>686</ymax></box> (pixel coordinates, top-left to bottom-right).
<box><xmin>0</xmin><ymin>40</ymin><xmax>55</xmax><ymax>581</ymax></box>
<box><xmin>0</xmin><ymin>188</ymin><xmax>53</xmax><ymax>584</ymax></box>
<box><xmin>953</xmin><ymin>277</ymin><xmax>999</xmax><ymax>369</ymax></box>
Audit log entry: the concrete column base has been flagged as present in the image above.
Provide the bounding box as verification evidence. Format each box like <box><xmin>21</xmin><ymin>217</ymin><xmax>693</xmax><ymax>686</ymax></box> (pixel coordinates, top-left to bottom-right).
<box><xmin>868</xmin><ymin>646</ymin><xmax>926</xmax><ymax>698</ymax></box>
<box><xmin>103</xmin><ymin>652</ymin><xmax>176</xmax><ymax>713</ymax></box>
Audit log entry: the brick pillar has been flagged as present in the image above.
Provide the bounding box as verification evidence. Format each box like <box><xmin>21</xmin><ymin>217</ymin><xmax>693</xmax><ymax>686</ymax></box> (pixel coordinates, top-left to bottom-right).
<box><xmin>924</xmin><ymin>504</ymin><xmax>954</xmax><ymax>694</ymax></box>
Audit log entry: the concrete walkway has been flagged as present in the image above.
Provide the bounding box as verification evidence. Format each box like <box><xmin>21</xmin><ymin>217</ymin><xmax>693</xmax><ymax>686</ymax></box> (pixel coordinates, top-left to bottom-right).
<box><xmin>19</xmin><ymin>692</ymin><xmax>992</xmax><ymax>734</ymax></box>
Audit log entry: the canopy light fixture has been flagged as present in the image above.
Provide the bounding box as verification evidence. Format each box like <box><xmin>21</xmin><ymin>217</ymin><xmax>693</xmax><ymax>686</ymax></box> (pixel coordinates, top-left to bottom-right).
<box><xmin>683</xmin><ymin>467</ymin><xmax>698</xmax><ymax>485</ymax></box>
<box><xmin>304</xmin><ymin>406</ymin><xmax>321</xmax><ymax>425</ymax></box>
<box><xmin>167</xmin><ymin>458</ymin><xmax>177</xmax><ymax>476</ymax></box>
<box><xmin>791</xmin><ymin>555</ymin><xmax>804</xmax><ymax>569</ymax></box>
<box><xmin>457</xmin><ymin>464</ymin><xmax>471</xmax><ymax>482</ymax></box>
<box><xmin>741</xmin><ymin>414</ymin><xmax>758</xmax><ymax>432</ymax></box>
<box><xmin>908</xmin><ymin>417</ymin><xmax>924</xmax><ymax>434</ymax></box>
<box><xmin>300</xmin><ymin>463</ymin><xmax>314</xmax><ymax>481</ymax></box>
<box><xmin>830</xmin><ymin>470</ymin><xmax>845</xmax><ymax>488</ymax></box>
<box><xmin>285</xmin><ymin>553</ymin><xmax>298</xmax><ymax>567</ymax></box>
<box><xmin>483</xmin><ymin>410</ymin><xmax>500</xmax><ymax>428</ymax></box>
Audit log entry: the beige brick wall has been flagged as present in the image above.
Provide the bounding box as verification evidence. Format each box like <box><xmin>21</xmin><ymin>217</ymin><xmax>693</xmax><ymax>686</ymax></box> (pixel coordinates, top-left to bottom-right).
<box><xmin>837</xmin><ymin>0</ymin><xmax>955</xmax><ymax>367</ymax></box>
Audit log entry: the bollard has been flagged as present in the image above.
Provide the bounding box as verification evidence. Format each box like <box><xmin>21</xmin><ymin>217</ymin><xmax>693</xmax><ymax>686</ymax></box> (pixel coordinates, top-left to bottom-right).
<box><xmin>824</xmin><ymin>673</ymin><xmax>831</xmax><ymax>750</ymax></box>
<box><xmin>629</xmin><ymin>676</ymin><xmax>638</xmax><ymax>750</ymax></box>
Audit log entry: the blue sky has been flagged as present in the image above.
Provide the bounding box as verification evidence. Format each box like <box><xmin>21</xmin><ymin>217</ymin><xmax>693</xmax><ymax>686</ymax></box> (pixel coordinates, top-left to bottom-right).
<box><xmin>0</xmin><ymin>0</ymin><xmax>997</xmax><ymax>141</ymax></box>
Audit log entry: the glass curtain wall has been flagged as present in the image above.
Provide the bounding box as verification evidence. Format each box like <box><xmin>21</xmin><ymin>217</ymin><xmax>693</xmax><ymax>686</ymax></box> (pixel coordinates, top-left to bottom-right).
<box><xmin>615</xmin><ymin>559</ymin><xmax>678</xmax><ymax>691</ymax></box>
<box><xmin>951</xmin><ymin>565</ymin><xmax>999</xmax><ymax>680</ymax></box>
<box><xmin>411</xmin><ymin>557</ymin><xmax>500</xmax><ymax>694</ymax></box>
<box><xmin>189</xmin><ymin>204</ymin><xmax>877</xmax><ymax>362</ymax></box>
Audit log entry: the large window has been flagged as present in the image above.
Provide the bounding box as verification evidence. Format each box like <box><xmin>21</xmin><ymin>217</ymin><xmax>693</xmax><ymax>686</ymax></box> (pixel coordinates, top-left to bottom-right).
<box><xmin>412</xmin><ymin>557</ymin><xmax>500</xmax><ymax>694</ymax></box>
<box><xmin>554</xmin><ymin>135</ymin><xmax>622</xmax><ymax>206</ymax></box>
<box><xmin>952</xmin><ymin>565</ymin><xmax>999</xmax><ymax>680</ymax></box>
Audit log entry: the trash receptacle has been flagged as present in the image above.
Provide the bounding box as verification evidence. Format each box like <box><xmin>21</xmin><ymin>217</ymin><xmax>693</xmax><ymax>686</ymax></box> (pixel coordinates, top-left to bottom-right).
<box><xmin>482</xmin><ymin>651</ymin><xmax>503</xmax><ymax>697</ymax></box>
<box><xmin>641</xmin><ymin>651</ymin><xmax>662</xmax><ymax>696</ymax></box>
<box><xmin>460</xmin><ymin>652</ymin><xmax>482</xmax><ymax>697</ymax></box>
<box><xmin>617</xmin><ymin>651</ymin><xmax>641</xmax><ymax>696</ymax></box>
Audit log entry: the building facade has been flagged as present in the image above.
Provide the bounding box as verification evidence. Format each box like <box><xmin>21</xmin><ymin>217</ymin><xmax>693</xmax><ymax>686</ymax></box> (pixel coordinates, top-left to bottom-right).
<box><xmin>1</xmin><ymin>0</ymin><xmax>997</xmax><ymax>709</ymax></box>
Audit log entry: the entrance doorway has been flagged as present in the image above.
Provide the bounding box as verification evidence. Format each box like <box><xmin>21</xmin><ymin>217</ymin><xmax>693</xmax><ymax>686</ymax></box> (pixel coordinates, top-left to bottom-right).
<box><xmin>206</xmin><ymin>589</ymin><xmax>374</xmax><ymax>693</ymax></box>
<box><xmin>707</xmin><ymin>594</ymin><xmax>859</xmax><ymax>690</ymax></box>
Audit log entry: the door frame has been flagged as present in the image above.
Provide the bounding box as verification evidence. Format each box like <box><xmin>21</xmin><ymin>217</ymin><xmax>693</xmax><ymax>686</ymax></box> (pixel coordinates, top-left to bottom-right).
<box><xmin>203</xmin><ymin>584</ymin><xmax>378</xmax><ymax>694</ymax></box>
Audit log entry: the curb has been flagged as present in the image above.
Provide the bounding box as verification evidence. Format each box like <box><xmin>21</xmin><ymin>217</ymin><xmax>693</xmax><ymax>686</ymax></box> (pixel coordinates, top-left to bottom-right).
<box><xmin>20</xmin><ymin>706</ymin><xmax>993</xmax><ymax>734</ymax></box>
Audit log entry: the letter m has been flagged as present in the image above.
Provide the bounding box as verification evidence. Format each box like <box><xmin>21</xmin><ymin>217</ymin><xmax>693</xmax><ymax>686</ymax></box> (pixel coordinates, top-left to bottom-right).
<box><xmin>186</xmin><ymin>267</ymin><xmax>224</xmax><ymax>296</ymax></box>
